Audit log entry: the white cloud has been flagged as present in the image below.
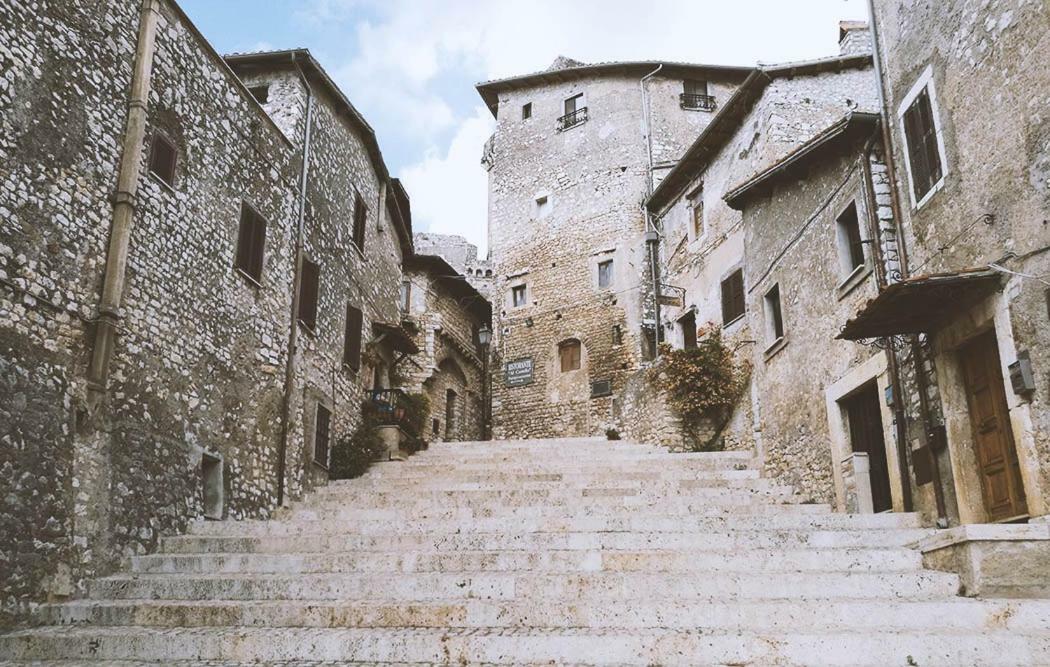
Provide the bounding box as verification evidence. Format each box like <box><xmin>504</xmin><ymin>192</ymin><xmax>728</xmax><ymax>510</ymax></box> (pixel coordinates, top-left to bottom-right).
<box><xmin>400</xmin><ymin>107</ymin><xmax>494</xmax><ymax>256</ymax></box>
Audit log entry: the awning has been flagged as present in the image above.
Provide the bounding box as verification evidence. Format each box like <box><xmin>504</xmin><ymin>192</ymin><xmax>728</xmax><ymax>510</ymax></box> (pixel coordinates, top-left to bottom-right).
<box><xmin>838</xmin><ymin>269</ymin><xmax>1002</xmax><ymax>340</ymax></box>
<box><xmin>372</xmin><ymin>322</ymin><xmax>419</xmax><ymax>354</ymax></box>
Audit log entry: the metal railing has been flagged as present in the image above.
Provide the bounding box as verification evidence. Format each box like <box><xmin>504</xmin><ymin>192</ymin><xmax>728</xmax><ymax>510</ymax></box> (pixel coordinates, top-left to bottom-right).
<box><xmin>369</xmin><ymin>388</ymin><xmax>407</xmax><ymax>425</ymax></box>
<box><xmin>556</xmin><ymin>107</ymin><xmax>588</xmax><ymax>131</ymax></box>
<box><xmin>680</xmin><ymin>93</ymin><xmax>716</xmax><ymax>111</ymax></box>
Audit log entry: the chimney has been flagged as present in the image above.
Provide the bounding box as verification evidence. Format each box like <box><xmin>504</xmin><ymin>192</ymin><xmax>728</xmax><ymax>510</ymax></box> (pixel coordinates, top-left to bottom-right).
<box><xmin>838</xmin><ymin>20</ymin><xmax>872</xmax><ymax>56</ymax></box>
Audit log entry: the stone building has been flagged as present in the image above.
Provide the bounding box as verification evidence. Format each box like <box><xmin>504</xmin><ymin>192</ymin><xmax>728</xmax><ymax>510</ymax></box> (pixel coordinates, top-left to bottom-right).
<box><xmin>0</xmin><ymin>0</ymin><xmax>412</xmax><ymax>625</ymax></box>
<box><xmin>843</xmin><ymin>0</ymin><xmax>1050</xmax><ymax>528</ymax></box>
<box><xmin>412</xmin><ymin>231</ymin><xmax>494</xmax><ymax>298</ymax></box>
<box><xmin>479</xmin><ymin>58</ymin><xmax>750</xmax><ymax>439</ymax></box>
<box><xmin>643</xmin><ymin>41</ymin><xmax>882</xmax><ymax>497</ymax></box>
<box><xmin>401</xmin><ymin>248</ymin><xmax>492</xmax><ymax>443</ymax></box>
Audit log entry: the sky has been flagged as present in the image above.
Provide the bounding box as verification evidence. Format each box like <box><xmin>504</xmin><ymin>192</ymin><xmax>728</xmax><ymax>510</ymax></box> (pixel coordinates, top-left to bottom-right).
<box><xmin>180</xmin><ymin>0</ymin><xmax>870</xmax><ymax>257</ymax></box>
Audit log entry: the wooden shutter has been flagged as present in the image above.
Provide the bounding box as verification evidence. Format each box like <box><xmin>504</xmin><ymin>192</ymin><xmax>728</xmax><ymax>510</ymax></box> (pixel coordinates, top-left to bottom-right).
<box><xmin>721</xmin><ymin>270</ymin><xmax>745</xmax><ymax>324</ymax></box>
<box><xmin>298</xmin><ymin>258</ymin><xmax>320</xmax><ymax>331</ymax></box>
<box><xmin>560</xmin><ymin>341</ymin><xmax>581</xmax><ymax>372</ymax></box>
<box><xmin>903</xmin><ymin>88</ymin><xmax>943</xmax><ymax>199</ymax></box>
<box><xmin>353</xmin><ymin>194</ymin><xmax>367</xmax><ymax>252</ymax></box>
<box><xmin>314</xmin><ymin>404</ymin><xmax>331</xmax><ymax>467</ymax></box>
<box><xmin>236</xmin><ymin>204</ymin><xmax>266</xmax><ymax>283</ymax></box>
<box><xmin>343</xmin><ymin>304</ymin><xmax>363</xmax><ymax>370</ymax></box>
<box><xmin>149</xmin><ymin>134</ymin><xmax>177</xmax><ymax>187</ymax></box>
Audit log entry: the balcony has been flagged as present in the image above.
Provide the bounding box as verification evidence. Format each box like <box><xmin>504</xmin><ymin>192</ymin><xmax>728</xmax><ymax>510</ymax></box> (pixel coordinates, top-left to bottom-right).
<box><xmin>369</xmin><ymin>388</ymin><xmax>409</xmax><ymax>427</ymax></box>
<box><xmin>556</xmin><ymin>107</ymin><xmax>588</xmax><ymax>131</ymax></box>
<box><xmin>680</xmin><ymin>93</ymin><xmax>716</xmax><ymax>111</ymax></box>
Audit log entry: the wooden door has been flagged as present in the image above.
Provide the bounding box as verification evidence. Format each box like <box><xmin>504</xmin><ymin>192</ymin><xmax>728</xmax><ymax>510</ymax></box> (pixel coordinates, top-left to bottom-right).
<box><xmin>959</xmin><ymin>331</ymin><xmax>1028</xmax><ymax>521</ymax></box>
<box><xmin>844</xmin><ymin>383</ymin><xmax>893</xmax><ymax>512</ymax></box>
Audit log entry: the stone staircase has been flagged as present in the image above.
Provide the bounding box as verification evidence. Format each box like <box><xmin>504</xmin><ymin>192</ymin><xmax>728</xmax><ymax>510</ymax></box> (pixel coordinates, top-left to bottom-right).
<box><xmin>3</xmin><ymin>437</ymin><xmax>1049</xmax><ymax>665</ymax></box>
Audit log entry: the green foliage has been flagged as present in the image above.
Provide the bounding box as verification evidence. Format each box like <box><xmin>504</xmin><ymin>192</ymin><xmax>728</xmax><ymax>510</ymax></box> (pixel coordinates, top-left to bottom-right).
<box><xmin>399</xmin><ymin>392</ymin><xmax>430</xmax><ymax>440</ymax></box>
<box><xmin>657</xmin><ymin>326</ymin><xmax>751</xmax><ymax>451</ymax></box>
<box><xmin>329</xmin><ymin>403</ymin><xmax>386</xmax><ymax>480</ymax></box>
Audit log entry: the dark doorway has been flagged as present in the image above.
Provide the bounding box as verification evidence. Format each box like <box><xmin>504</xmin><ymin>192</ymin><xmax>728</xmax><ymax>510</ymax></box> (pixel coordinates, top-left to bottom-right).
<box><xmin>843</xmin><ymin>382</ymin><xmax>893</xmax><ymax>512</ymax></box>
<box><xmin>679</xmin><ymin>309</ymin><xmax>697</xmax><ymax>349</ymax></box>
<box><xmin>959</xmin><ymin>331</ymin><xmax>1028</xmax><ymax>521</ymax></box>
<box><xmin>445</xmin><ymin>389</ymin><xmax>458</xmax><ymax>441</ymax></box>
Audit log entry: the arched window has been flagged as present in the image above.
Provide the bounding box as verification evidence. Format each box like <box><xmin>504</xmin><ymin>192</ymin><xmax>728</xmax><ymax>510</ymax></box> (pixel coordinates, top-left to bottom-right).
<box><xmin>558</xmin><ymin>339</ymin><xmax>582</xmax><ymax>372</ymax></box>
<box><xmin>485</xmin><ymin>269</ymin><xmax>493</xmax><ymax>277</ymax></box>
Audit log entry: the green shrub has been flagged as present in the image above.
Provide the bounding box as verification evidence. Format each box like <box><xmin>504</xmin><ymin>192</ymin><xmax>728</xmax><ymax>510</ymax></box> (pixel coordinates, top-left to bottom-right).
<box><xmin>329</xmin><ymin>403</ymin><xmax>386</xmax><ymax>480</ymax></box>
<box><xmin>399</xmin><ymin>392</ymin><xmax>430</xmax><ymax>441</ymax></box>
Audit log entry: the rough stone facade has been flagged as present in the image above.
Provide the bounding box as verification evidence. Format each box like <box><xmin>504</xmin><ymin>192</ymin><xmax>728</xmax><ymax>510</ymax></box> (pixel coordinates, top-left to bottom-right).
<box><xmin>870</xmin><ymin>0</ymin><xmax>1050</xmax><ymax>525</ymax></box>
<box><xmin>412</xmin><ymin>231</ymin><xmax>494</xmax><ymax>298</ymax></box>
<box><xmin>0</xmin><ymin>0</ymin><xmax>410</xmax><ymax>626</ymax></box>
<box><xmin>402</xmin><ymin>245</ymin><xmax>491</xmax><ymax>443</ymax></box>
<box><xmin>479</xmin><ymin>60</ymin><xmax>749</xmax><ymax>439</ymax></box>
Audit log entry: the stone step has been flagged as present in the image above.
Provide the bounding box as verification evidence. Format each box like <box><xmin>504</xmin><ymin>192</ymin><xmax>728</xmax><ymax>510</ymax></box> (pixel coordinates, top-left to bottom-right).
<box><xmin>39</xmin><ymin>597</ymin><xmax>1050</xmax><ymax>633</ymax></box>
<box><xmin>329</xmin><ymin>472</ymin><xmax>768</xmax><ymax>493</ymax></box>
<box><xmin>185</xmin><ymin>511</ymin><xmax>919</xmax><ymax>537</ymax></box>
<box><xmin>368</xmin><ymin>460</ymin><xmax>758</xmax><ymax>475</ymax></box>
<box><xmin>129</xmin><ymin>547</ymin><xmax>923</xmax><ymax>575</ymax></box>
<box><xmin>87</xmin><ymin>570</ymin><xmax>961</xmax><ymax>601</ymax></box>
<box><xmin>3</xmin><ymin>626</ymin><xmax>1047</xmax><ymax>665</ymax></box>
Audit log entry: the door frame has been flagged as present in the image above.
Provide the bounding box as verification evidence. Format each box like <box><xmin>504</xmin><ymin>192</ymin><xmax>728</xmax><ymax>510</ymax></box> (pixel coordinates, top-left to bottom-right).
<box><xmin>825</xmin><ymin>351</ymin><xmax>906</xmax><ymax>513</ymax></box>
<box><xmin>932</xmin><ymin>290</ymin><xmax>1044</xmax><ymax>523</ymax></box>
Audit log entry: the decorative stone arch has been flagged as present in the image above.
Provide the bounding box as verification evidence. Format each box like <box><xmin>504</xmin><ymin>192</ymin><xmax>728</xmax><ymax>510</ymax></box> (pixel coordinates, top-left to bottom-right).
<box><xmin>427</xmin><ymin>355</ymin><xmax>476</xmax><ymax>442</ymax></box>
<box><xmin>547</xmin><ymin>336</ymin><xmax>589</xmax><ymax>405</ymax></box>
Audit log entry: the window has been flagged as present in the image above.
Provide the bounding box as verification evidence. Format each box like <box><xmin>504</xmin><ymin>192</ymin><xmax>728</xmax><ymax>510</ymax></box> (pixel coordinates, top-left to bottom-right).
<box><xmin>352</xmin><ymin>192</ymin><xmax>367</xmax><ymax>252</ymax></box>
<box><xmin>721</xmin><ymin>269</ymin><xmax>745</xmax><ymax>325</ymax></box>
<box><xmin>688</xmin><ymin>185</ymin><xmax>704</xmax><ymax>238</ymax></box>
<box><xmin>558</xmin><ymin>93</ymin><xmax>586</xmax><ymax>130</ymax></box>
<box><xmin>559</xmin><ymin>339</ymin><xmax>582</xmax><ymax>372</ymax></box>
<box><xmin>148</xmin><ymin>133</ymin><xmax>177</xmax><ymax>188</ymax></box>
<box><xmin>522</xmin><ymin>102</ymin><xmax>532</xmax><ymax>120</ymax></box>
<box><xmin>511</xmin><ymin>284</ymin><xmax>527</xmax><ymax>307</ymax></box>
<box><xmin>684</xmin><ymin>79</ymin><xmax>709</xmax><ymax>97</ymax></box>
<box><xmin>201</xmin><ymin>454</ymin><xmax>223</xmax><ymax>520</ymax></box>
<box><xmin>597</xmin><ymin>259</ymin><xmax>613</xmax><ymax>289</ymax></box>
<box><xmin>298</xmin><ymin>258</ymin><xmax>320</xmax><ymax>331</ymax></box>
<box><xmin>248</xmin><ymin>84</ymin><xmax>269</xmax><ymax>104</ymax></box>
<box><xmin>900</xmin><ymin>71</ymin><xmax>945</xmax><ymax>204</ymax></box>
<box><xmin>313</xmin><ymin>403</ymin><xmax>331</xmax><ymax>468</ymax></box>
<box><xmin>534</xmin><ymin>194</ymin><xmax>551</xmax><ymax>218</ymax></box>
<box><xmin>836</xmin><ymin>202</ymin><xmax>866</xmax><ymax>274</ymax></box>
<box><xmin>343</xmin><ymin>304</ymin><xmax>363</xmax><ymax>370</ymax></box>
<box><xmin>763</xmin><ymin>284</ymin><xmax>784</xmax><ymax>344</ymax></box>
<box><xmin>679</xmin><ymin>309</ymin><xmax>697</xmax><ymax>349</ymax></box>
<box><xmin>611</xmin><ymin>324</ymin><xmax>623</xmax><ymax>345</ymax></box>
<box><xmin>564</xmin><ymin>93</ymin><xmax>583</xmax><ymax>116</ymax></box>
<box><xmin>681</xmin><ymin>80</ymin><xmax>715</xmax><ymax>111</ymax></box>
<box><xmin>399</xmin><ymin>280</ymin><xmax>411</xmax><ymax>313</ymax></box>
<box><xmin>234</xmin><ymin>203</ymin><xmax>267</xmax><ymax>284</ymax></box>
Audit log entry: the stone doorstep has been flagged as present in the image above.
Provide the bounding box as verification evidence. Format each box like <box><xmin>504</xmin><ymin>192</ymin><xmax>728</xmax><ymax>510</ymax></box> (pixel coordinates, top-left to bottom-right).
<box><xmin>914</xmin><ymin>522</ymin><xmax>1050</xmax><ymax>599</ymax></box>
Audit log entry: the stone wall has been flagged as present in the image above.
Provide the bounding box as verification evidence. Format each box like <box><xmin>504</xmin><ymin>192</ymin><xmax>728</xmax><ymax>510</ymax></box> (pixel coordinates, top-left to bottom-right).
<box><xmin>0</xmin><ymin>0</ymin><xmax>407</xmax><ymax>625</ymax></box>
<box><xmin>413</xmin><ymin>232</ymin><xmax>494</xmax><ymax>298</ymax></box>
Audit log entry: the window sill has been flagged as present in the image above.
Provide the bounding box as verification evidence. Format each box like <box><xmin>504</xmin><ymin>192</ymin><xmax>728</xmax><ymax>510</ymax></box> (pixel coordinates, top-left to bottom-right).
<box><xmin>298</xmin><ymin>320</ymin><xmax>317</xmax><ymax>337</ymax></box>
<box><xmin>764</xmin><ymin>336</ymin><xmax>788</xmax><ymax>362</ymax></box>
<box><xmin>235</xmin><ymin>267</ymin><xmax>263</xmax><ymax>289</ymax></box>
<box><xmin>912</xmin><ymin>175</ymin><xmax>946</xmax><ymax>211</ymax></box>
<box><xmin>722</xmin><ymin>312</ymin><xmax>746</xmax><ymax>330</ymax></box>
<box><xmin>836</xmin><ymin>263</ymin><xmax>873</xmax><ymax>301</ymax></box>
<box><xmin>149</xmin><ymin>171</ymin><xmax>177</xmax><ymax>193</ymax></box>
<box><xmin>350</xmin><ymin>243</ymin><xmax>366</xmax><ymax>261</ymax></box>
<box><xmin>311</xmin><ymin>458</ymin><xmax>329</xmax><ymax>472</ymax></box>
<box><xmin>343</xmin><ymin>362</ymin><xmax>360</xmax><ymax>375</ymax></box>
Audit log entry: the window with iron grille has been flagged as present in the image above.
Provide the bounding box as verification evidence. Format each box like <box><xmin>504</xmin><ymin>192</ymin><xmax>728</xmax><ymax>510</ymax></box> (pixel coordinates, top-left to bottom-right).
<box><xmin>558</xmin><ymin>93</ymin><xmax>587</xmax><ymax>131</ymax></box>
<box><xmin>148</xmin><ymin>133</ymin><xmax>177</xmax><ymax>188</ymax></box>
<box><xmin>681</xmin><ymin>80</ymin><xmax>715</xmax><ymax>111</ymax></box>
<box><xmin>343</xmin><ymin>304</ymin><xmax>363</xmax><ymax>370</ymax></box>
<box><xmin>836</xmin><ymin>202</ymin><xmax>865</xmax><ymax>274</ymax></box>
<box><xmin>721</xmin><ymin>270</ymin><xmax>745</xmax><ymax>325</ymax></box>
<box><xmin>902</xmin><ymin>86</ymin><xmax>944</xmax><ymax>202</ymax></box>
<box><xmin>511</xmin><ymin>284</ymin><xmax>527</xmax><ymax>307</ymax></box>
<box><xmin>298</xmin><ymin>258</ymin><xmax>320</xmax><ymax>332</ymax></box>
<box><xmin>764</xmin><ymin>284</ymin><xmax>784</xmax><ymax>344</ymax></box>
<box><xmin>352</xmin><ymin>193</ymin><xmax>367</xmax><ymax>252</ymax></box>
<box><xmin>597</xmin><ymin>259</ymin><xmax>613</xmax><ymax>289</ymax></box>
<box><xmin>559</xmin><ymin>339</ymin><xmax>581</xmax><ymax>372</ymax></box>
<box><xmin>313</xmin><ymin>403</ymin><xmax>331</xmax><ymax>468</ymax></box>
<box><xmin>234</xmin><ymin>203</ymin><xmax>266</xmax><ymax>284</ymax></box>
<box><xmin>522</xmin><ymin>102</ymin><xmax>532</xmax><ymax>120</ymax></box>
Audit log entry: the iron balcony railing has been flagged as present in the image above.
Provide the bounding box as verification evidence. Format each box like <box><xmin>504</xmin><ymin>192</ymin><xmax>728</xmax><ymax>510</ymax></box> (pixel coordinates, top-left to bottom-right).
<box><xmin>369</xmin><ymin>388</ymin><xmax>407</xmax><ymax>426</ymax></box>
<box><xmin>680</xmin><ymin>93</ymin><xmax>716</xmax><ymax>111</ymax></box>
<box><xmin>556</xmin><ymin>107</ymin><xmax>588</xmax><ymax>131</ymax></box>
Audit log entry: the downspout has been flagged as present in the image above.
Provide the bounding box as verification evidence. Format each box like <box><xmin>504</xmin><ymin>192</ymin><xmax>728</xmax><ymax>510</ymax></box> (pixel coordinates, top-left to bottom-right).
<box><xmin>640</xmin><ymin>64</ymin><xmax>663</xmax><ymax>354</ymax></box>
<box><xmin>86</xmin><ymin>0</ymin><xmax>162</xmax><ymax>407</ymax></box>
<box><xmin>276</xmin><ymin>57</ymin><xmax>314</xmax><ymax>506</ymax></box>
<box><xmin>868</xmin><ymin>0</ymin><xmax>947</xmax><ymax>524</ymax></box>
<box><xmin>859</xmin><ymin>137</ymin><xmax>913</xmax><ymax>512</ymax></box>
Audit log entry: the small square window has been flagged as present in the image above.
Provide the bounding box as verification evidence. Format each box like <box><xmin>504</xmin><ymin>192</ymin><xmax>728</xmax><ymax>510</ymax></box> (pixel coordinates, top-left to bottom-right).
<box><xmin>836</xmin><ymin>202</ymin><xmax>866</xmax><ymax>275</ymax></box>
<box><xmin>597</xmin><ymin>259</ymin><xmax>613</xmax><ymax>289</ymax></box>
<box><xmin>148</xmin><ymin>133</ymin><xmax>177</xmax><ymax>188</ymax></box>
<box><xmin>721</xmin><ymin>269</ymin><xmax>745</xmax><ymax>325</ymax></box>
<box><xmin>314</xmin><ymin>403</ymin><xmax>331</xmax><ymax>468</ymax></box>
<box><xmin>763</xmin><ymin>284</ymin><xmax>784</xmax><ymax>344</ymax></box>
<box><xmin>522</xmin><ymin>102</ymin><xmax>532</xmax><ymax>120</ymax></box>
<box><xmin>234</xmin><ymin>203</ymin><xmax>266</xmax><ymax>284</ymax></box>
<box><xmin>248</xmin><ymin>84</ymin><xmax>269</xmax><ymax>105</ymax></box>
<box><xmin>511</xmin><ymin>284</ymin><xmax>527</xmax><ymax>308</ymax></box>
<box><xmin>535</xmin><ymin>194</ymin><xmax>551</xmax><ymax>219</ymax></box>
<box><xmin>298</xmin><ymin>258</ymin><xmax>320</xmax><ymax>332</ymax></box>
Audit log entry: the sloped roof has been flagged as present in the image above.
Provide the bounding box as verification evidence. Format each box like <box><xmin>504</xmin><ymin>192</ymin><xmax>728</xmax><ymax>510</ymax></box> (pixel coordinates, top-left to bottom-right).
<box><xmin>476</xmin><ymin>59</ymin><xmax>752</xmax><ymax>117</ymax></box>
<box><xmin>404</xmin><ymin>254</ymin><xmax>492</xmax><ymax>322</ymax></box>
<box><xmin>646</xmin><ymin>53</ymin><xmax>873</xmax><ymax>213</ymax></box>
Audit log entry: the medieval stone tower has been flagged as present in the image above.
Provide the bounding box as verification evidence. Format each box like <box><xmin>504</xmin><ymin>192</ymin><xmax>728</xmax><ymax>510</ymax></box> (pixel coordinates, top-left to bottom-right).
<box><xmin>479</xmin><ymin>57</ymin><xmax>750</xmax><ymax>438</ymax></box>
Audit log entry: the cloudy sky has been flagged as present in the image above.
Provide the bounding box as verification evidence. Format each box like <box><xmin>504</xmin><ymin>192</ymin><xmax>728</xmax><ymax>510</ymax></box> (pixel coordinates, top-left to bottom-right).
<box><xmin>181</xmin><ymin>0</ymin><xmax>869</xmax><ymax>256</ymax></box>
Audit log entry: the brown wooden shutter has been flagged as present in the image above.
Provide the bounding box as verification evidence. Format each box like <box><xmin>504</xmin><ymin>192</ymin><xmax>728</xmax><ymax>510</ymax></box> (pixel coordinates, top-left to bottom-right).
<box><xmin>353</xmin><ymin>194</ymin><xmax>367</xmax><ymax>252</ymax></box>
<box><xmin>149</xmin><ymin>134</ymin><xmax>177</xmax><ymax>187</ymax></box>
<box><xmin>298</xmin><ymin>258</ymin><xmax>320</xmax><ymax>331</ymax></box>
<box><xmin>903</xmin><ymin>89</ymin><xmax>943</xmax><ymax>199</ymax></box>
<box><xmin>344</xmin><ymin>305</ymin><xmax>363</xmax><ymax>370</ymax></box>
<box><xmin>314</xmin><ymin>404</ymin><xmax>331</xmax><ymax>467</ymax></box>
<box><xmin>721</xmin><ymin>270</ymin><xmax>745</xmax><ymax>325</ymax></box>
<box><xmin>235</xmin><ymin>204</ymin><xmax>266</xmax><ymax>283</ymax></box>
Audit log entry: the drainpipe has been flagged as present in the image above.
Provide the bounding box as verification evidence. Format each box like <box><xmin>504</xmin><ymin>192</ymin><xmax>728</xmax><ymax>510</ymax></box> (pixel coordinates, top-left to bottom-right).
<box><xmin>276</xmin><ymin>57</ymin><xmax>314</xmax><ymax>506</ymax></box>
<box><xmin>85</xmin><ymin>0</ymin><xmax>162</xmax><ymax>407</ymax></box>
<box><xmin>860</xmin><ymin>141</ymin><xmax>913</xmax><ymax>513</ymax></box>
<box><xmin>640</xmin><ymin>65</ymin><xmax>663</xmax><ymax>356</ymax></box>
<box><xmin>868</xmin><ymin>0</ymin><xmax>947</xmax><ymax>524</ymax></box>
